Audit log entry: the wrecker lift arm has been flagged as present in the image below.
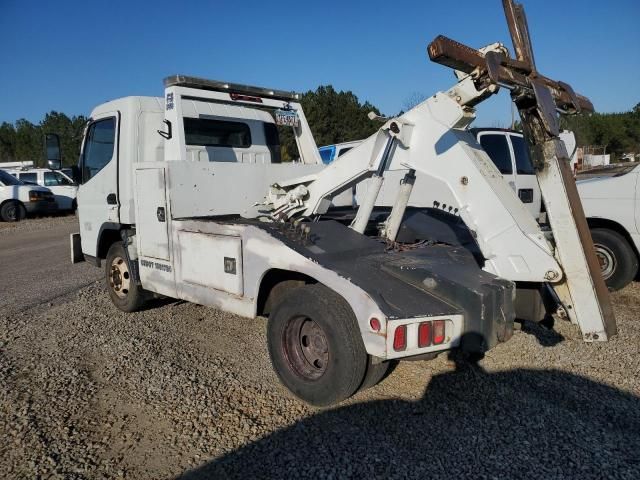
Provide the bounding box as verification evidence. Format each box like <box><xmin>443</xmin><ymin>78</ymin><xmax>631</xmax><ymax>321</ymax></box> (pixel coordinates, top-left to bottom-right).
<box><xmin>266</xmin><ymin>0</ymin><xmax>616</xmax><ymax>341</ymax></box>
<box><xmin>426</xmin><ymin>0</ymin><xmax>615</xmax><ymax>341</ymax></box>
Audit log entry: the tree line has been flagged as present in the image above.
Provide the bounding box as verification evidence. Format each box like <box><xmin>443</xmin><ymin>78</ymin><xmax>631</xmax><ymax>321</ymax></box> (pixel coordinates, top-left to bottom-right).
<box><xmin>0</xmin><ymin>112</ymin><xmax>87</xmax><ymax>167</ymax></box>
<box><xmin>560</xmin><ymin>103</ymin><xmax>640</xmax><ymax>160</ymax></box>
<box><xmin>0</xmin><ymin>91</ymin><xmax>637</xmax><ymax>166</ymax></box>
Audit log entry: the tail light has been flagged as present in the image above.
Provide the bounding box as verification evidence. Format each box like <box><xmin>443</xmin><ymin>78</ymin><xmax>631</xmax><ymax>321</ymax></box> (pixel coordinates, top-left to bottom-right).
<box><xmin>433</xmin><ymin>320</ymin><xmax>446</xmax><ymax>345</ymax></box>
<box><xmin>418</xmin><ymin>322</ymin><xmax>432</xmax><ymax>347</ymax></box>
<box><xmin>369</xmin><ymin>317</ymin><xmax>381</xmax><ymax>332</ymax></box>
<box><xmin>393</xmin><ymin>325</ymin><xmax>407</xmax><ymax>351</ymax></box>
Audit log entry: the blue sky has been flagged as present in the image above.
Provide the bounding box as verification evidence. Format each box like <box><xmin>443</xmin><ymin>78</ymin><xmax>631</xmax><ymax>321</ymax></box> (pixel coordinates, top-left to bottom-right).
<box><xmin>1</xmin><ymin>0</ymin><xmax>638</xmax><ymax>127</ymax></box>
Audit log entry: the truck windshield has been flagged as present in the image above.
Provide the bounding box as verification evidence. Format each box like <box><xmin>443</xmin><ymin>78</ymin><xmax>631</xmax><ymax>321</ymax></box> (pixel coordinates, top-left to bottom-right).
<box><xmin>0</xmin><ymin>169</ymin><xmax>23</xmax><ymax>186</ymax></box>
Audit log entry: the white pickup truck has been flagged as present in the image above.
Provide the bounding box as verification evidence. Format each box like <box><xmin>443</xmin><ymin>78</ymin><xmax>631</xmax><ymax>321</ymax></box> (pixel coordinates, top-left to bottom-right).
<box><xmin>576</xmin><ymin>164</ymin><xmax>640</xmax><ymax>290</ymax></box>
<box><xmin>475</xmin><ymin>131</ymin><xmax>640</xmax><ymax>291</ymax></box>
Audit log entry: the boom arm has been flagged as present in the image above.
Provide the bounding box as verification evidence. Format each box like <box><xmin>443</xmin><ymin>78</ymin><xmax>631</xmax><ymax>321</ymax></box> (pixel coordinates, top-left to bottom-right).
<box><xmin>265</xmin><ymin>0</ymin><xmax>616</xmax><ymax>342</ymax></box>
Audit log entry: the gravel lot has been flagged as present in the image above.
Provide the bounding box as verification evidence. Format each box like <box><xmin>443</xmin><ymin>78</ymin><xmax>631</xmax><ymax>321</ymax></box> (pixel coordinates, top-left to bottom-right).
<box><xmin>0</xmin><ymin>213</ymin><xmax>77</xmax><ymax>236</ymax></box>
<box><xmin>1</xmin><ymin>217</ymin><xmax>639</xmax><ymax>479</ymax></box>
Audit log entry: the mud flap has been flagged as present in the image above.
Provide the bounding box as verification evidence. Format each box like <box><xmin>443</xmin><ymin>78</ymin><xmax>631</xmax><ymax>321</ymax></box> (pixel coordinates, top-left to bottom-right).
<box><xmin>70</xmin><ymin>233</ymin><xmax>85</xmax><ymax>264</ymax></box>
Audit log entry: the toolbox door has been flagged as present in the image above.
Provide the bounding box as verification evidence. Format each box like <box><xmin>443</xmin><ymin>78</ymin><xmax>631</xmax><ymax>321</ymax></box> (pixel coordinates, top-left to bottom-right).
<box><xmin>135</xmin><ymin>168</ymin><xmax>170</xmax><ymax>260</ymax></box>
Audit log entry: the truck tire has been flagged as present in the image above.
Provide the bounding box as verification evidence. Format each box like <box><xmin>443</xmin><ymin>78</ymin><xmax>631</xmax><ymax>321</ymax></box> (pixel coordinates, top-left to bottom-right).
<box><xmin>358</xmin><ymin>357</ymin><xmax>396</xmax><ymax>392</ymax></box>
<box><xmin>267</xmin><ymin>284</ymin><xmax>368</xmax><ymax>407</ymax></box>
<box><xmin>0</xmin><ymin>201</ymin><xmax>26</xmax><ymax>222</ymax></box>
<box><xmin>591</xmin><ymin>228</ymin><xmax>638</xmax><ymax>291</ymax></box>
<box><xmin>105</xmin><ymin>242</ymin><xmax>147</xmax><ymax>312</ymax></box>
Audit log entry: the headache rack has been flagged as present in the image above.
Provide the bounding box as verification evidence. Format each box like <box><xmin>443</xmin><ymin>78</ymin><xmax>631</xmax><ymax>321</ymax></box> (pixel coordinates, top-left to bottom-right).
<box><xmin>164</xmin><ymin>74</ymin><xmax>301</xmax><ymax>102</ymax></box>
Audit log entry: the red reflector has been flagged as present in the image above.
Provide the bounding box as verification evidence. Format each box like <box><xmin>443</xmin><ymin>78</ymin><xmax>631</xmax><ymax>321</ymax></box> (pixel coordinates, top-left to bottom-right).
<box><xmin>433</xmin><ymin>320</ymin><xmax>446</xmax><ymax>345</ymax></box>
<box><xmin>370</xmin><ymin>317</ymin><xmax>381</xmax><ymax>332</ymax></box>
<box><xmin>230</xmin><ymin>92</ymin><xmax>263</xmax><ymax>103</ymax></box>
<box><xmin>393</xmin><ymin>325</ymin><xmax>407</xmax><ymax>351</ymax></box>
<box><xmin>418</xmin><ymin>322</ymin><xmax>432</xmax><ymax>347</ymax></box>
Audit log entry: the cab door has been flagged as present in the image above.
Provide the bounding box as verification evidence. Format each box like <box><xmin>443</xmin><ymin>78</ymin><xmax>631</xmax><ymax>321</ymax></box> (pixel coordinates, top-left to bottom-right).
<box><xmin>508</xmin><ymin>133</ymin><xmax>542</xmax><ymax>219</ymax></box>
<box><xmin>477</xmin><ymin>132</ymin><xmax>516</xmax><ymax>191</ymax></box>
<box><xmin>76</xmin><ymin>113</ymin><xmax>120</xmax><ymax>258</ymax></box>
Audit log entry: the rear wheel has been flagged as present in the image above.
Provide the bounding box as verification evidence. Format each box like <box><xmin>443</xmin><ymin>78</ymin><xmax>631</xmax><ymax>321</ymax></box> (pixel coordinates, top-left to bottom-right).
<box><xmin>358</xmin><ymin>357</ymin><xmax>396</xmax><ymax>392</ymax></box>
<box><xmin>591</xmin><ymin>228</ymin><xmax>638</xmax><ymax>291</ymax></box>
<box><xmin>105</xmin><ymin>242</ymin><xmax>147</xmax><ymax>312</ymax></box>
<box><xmin>0</xmin><ymin>201</ymin><xmax>26</xmax><ymax>222</ymax></box>
<box><xmin>267</xmin><ymin>284</ymin><xmax>367</xmax><ymax>407</ymax></box>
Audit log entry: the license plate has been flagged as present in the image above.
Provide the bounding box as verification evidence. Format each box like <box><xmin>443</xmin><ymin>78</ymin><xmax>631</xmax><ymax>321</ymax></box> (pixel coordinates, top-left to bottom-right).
<box><xmin>274</xmin><ymin>109</ymin><xmax>300</xmax><ymax>127</ymax></box>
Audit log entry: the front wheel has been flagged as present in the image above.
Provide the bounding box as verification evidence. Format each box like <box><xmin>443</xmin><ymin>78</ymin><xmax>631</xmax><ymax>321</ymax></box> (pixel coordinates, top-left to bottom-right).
<box><xmin>267</xmin><ymin>284</ymin><xmax>368</xmax><ymax>407</ymax></box>
<box><xmin>0</xmin><ymin>201</ymin><xmax>26</xmax><ymax>222</ymax></box>
<box><xmin>105</xmin><ymin>242</ymin><xmax>148</xmax><ymax>312</ymax></box>
<box><xmin>591</xmin><ymin>228</ymin><xmax>638</xmax><ymax>291</ymax></box>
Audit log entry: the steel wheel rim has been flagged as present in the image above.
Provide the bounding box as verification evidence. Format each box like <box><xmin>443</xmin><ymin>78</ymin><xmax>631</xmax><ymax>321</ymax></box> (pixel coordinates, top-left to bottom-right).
<box><xmin>282</xmin><ymin>316</ymin><xmax>329</xmax><ymax>381</ymax></box>
<box><xmin>6</xmin><ymin>204</ymin><xmax>17</xmax><ymax>221</ymax></box>
<box><xmin>594</xmin><ymin>243</ymin><xmax>616</xmax><ymax>280</ymax></box>
<box><xmin>109</xmin><ymin>256</ymin><xmax>131</xmax><ymax>299</ymax></box>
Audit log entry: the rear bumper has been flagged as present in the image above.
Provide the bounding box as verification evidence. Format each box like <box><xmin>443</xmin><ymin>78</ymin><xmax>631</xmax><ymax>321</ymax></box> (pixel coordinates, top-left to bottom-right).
<box><xmin>25</xmin><ymin>200</ymin><xmax>58</xmax><ymax>214</ymax></box>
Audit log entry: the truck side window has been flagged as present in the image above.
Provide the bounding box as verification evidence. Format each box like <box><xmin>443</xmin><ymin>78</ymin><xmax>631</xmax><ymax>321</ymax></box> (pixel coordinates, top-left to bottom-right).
<box><xmin>511</xmin><ymin>135</ymin><xmax>536</xmax><ymax>174</ymax></box>
<box><xmin>479</xmin><ymin>134</ymin><xmax>513</xmax><ymax>174</ymax></box>
<box><xmin>44</xmin><ymin>171</ymin><xmax>73</xmax><ymax>186</ymax></box>
<box><xmin>19</xmin><ymin>172</ymin><xmax>38</xmax><ymax>184</ymax></box>
<box><xmin>184</xmin><ymin>118</ymin><xmax>251</xmax><ymax>148</ymax></box>
<box><xmin>82</xmin><ymin>118</ymin><xmax>116</xmax><ymax>183</ymax></box>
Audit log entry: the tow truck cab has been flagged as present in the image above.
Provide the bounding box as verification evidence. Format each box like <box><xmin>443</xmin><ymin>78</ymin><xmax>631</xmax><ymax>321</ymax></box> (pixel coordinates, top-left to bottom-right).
<box><xmin>54</xmin><ymin>75</ymin><xmax>515</xmax><ymax>406</ymax></box>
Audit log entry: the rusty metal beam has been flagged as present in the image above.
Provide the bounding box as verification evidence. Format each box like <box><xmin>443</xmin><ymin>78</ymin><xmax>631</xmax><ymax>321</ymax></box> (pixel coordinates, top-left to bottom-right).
<box><xmin>503</xmin><ymin>0</ymin><xmax>536</xmax><ymax>68</ymax></box>
<box><xmin>427</xmin><ymin>35</ymin><xmax>593</xmax><ymax>114</ymax></box>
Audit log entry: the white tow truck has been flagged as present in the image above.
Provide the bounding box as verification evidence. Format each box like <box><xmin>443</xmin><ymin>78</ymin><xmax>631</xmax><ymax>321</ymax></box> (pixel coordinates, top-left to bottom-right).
<box><xmin>49</xmin><ymin>0</ymin><xmax>616</xmax><ymax>406</ymax></box>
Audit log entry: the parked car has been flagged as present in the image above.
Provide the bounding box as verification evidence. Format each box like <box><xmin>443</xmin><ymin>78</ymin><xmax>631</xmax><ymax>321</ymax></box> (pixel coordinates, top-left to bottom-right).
<box><xmin>5</xmin><ymin>167</ymin><xmax>78</xmax><ymax>211</ymax></box>
<box><xmin>0</xmin><ymin>169</ymin><xmax>57</xmax><ymax>221</ymax></box>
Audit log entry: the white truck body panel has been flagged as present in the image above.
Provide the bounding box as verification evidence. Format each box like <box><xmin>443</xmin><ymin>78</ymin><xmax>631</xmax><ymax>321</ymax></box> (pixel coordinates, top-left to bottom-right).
<box><xmin>578</xmin><ymin>167</ymin><xmax>640</xmax><ymax>252</ymax></box>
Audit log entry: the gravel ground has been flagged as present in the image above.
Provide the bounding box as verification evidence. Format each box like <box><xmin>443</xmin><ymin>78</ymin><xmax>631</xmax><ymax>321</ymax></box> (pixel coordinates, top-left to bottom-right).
<box><xmin>0</xmin><ymin>214</ymin><xmax>77</xmax><ymax>236</ymax></box>
<box><xmin>1</xmin><ymin>275</ymin><xmax>639</xmax><ymax>478</ymax></box>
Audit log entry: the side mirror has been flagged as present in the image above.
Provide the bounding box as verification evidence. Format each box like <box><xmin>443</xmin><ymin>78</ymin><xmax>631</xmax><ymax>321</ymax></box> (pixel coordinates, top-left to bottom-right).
<box><xmin>45</xmin><ymin>133</ymin><xmax>62</xmax><ymax>170</ymax></box>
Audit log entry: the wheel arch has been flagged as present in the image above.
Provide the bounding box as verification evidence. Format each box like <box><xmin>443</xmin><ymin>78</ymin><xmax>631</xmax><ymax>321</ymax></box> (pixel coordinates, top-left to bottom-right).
<box><xmin>255</xmin><ymin>268</ymin><xmax>318</xmax><ymax>317</ymax></box>
<box><xmin>0</xmin><ymin>198</ymin><xmax>25</xmax><ymax>208</ymax></box>
<box><xmin>586</xmin><ymin>217</ymin><xmax>639</xmax><ymax>261</ymax></box>
<box><xmin>95</xmin><ymin>222</ymin><xmax>130</xmax><ymax>264</ymax></box>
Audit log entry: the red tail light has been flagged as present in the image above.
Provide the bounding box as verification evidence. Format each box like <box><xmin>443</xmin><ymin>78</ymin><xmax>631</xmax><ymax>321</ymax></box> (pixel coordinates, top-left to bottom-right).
<box><xmin>418</xmin><ymin>322</ymin><xmax>432</xmax><ymax>347</ymax></box>
<box><xmin>370</xmin><ymin>317</ymin><xmax>381</xmax><ymax>332</ymax></box>
<box><xmin>433</xmin><ymin>320</ymin><xmax>446</xmax><ymax>345</ymax></box>
<box><xmin>393</xmin><ymin>325</ymin><xmax>407</xmax><ymax>351</ymax></box>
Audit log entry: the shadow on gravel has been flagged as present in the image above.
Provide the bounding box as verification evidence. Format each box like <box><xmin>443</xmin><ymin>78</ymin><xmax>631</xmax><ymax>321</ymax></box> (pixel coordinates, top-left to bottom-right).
<box><xmin>177</xmin><ymin>354</ymin><xmax>640</xmax><ymax>480</ymax></box>
<box><xmin>518</xmin><ymin>319</ymin><xmax>566</xmax><ymax>347</ymax></box>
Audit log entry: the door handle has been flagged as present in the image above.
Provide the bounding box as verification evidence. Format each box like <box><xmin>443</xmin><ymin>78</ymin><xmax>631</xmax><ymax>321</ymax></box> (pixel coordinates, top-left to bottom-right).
<box><xmin>157</xmin><ymin>207</ymin><xmax>166</xmax><ymax>222</ymax></box>
<box><xmin>106</xmin><ymin>193</ymin><xmax>117</xmax><ymax>205</ymax></box>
